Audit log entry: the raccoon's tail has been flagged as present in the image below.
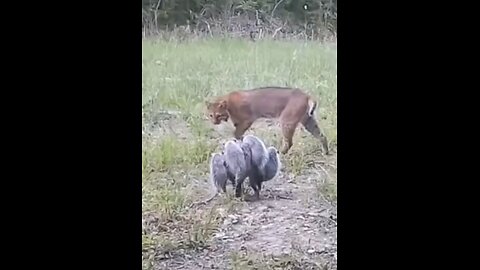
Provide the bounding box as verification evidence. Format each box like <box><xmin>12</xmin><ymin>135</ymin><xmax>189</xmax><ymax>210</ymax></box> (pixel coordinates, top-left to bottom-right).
<box><xmin>190</xmin><ymin>192</ymin><xmax>218</xmax><ymax>208</ymax></box>
<box><xmin>189</xmin><ymin>174</ymin><xmax>219</xmax><ymax>208</ymax></box>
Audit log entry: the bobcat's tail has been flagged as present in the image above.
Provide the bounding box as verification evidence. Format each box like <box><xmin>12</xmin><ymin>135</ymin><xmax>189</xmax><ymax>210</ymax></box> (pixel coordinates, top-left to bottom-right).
<box><xmin>307</xmin><ymin>97</ymin><xmax>317</xmax><ymax>117</ymax></box>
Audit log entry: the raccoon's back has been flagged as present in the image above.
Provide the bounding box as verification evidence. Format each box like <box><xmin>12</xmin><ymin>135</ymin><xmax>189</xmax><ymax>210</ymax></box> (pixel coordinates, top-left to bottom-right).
<box><xmin>211</xmin><ymin>159</ymin><xmax>228</xmax><ymax>179</ymax></box>
<box><xmin>263</xmin><ymin>151</ymin><xmax>280</xmax><ymax>180</ymax></box>
<box><xmin>224</xmin><ymin>144</ymin><xmax>247</xmax><ymax>176</ymax></box>
<box><xmin>210</xmin><ymin>154</ymin><xmax>229</xmax><ymax>191</ymax></box>
<box><xmin>242</xmin><ymin>135</ymin><xmax>269</xmax><ymax>169</ymax></box>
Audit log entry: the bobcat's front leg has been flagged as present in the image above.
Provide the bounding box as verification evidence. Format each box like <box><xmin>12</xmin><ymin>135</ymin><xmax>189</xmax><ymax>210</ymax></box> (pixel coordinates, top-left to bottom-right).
<box><xmin>233</xmin><ymin>121</ymin><xmax>253</xmax><ymax>140</ymax></box>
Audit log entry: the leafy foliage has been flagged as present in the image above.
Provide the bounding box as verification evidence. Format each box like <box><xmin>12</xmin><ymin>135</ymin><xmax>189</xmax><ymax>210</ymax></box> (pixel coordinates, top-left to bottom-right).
<box><xmin>142</xmin><ymin>0</ymin><xmax>337</xmax><ymax>35</ymax></box>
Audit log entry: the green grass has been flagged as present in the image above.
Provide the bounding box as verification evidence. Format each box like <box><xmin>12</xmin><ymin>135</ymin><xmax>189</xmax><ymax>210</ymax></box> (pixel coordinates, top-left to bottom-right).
<box><xmin>142</xmin><ymin>38</ymin><xmax>337</xmax><ymax>130</ymax></box>
<box><xmin>142</xmin><ymin>37</ymin><xmax>337</xmax><ymax>269</ymax></box>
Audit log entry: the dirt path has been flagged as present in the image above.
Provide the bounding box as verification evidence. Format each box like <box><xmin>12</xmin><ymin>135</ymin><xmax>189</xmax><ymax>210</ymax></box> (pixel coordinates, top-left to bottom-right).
<box><xmin>145</xmin><ymin>116</ymin><xmax>337</xmax><ymax>270</ymax></box>
<box><xmin>156</xmin><ymin>168</ymin><xmax>337</xmax><ymax>270</ymax></box>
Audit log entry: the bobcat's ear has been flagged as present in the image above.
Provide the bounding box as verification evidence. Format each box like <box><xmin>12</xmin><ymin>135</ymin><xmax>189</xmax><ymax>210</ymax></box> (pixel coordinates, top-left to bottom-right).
<box><xmin>218</xmin><ymin>100</ymin><xmax>227</xmax><ymax>109</ymax></box>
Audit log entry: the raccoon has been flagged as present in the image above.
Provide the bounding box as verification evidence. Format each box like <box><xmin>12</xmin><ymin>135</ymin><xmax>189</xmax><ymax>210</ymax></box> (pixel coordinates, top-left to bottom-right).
<box><xmin>237</xmin><ymin>135</ymin><xmax>282</xmax><ymax>200</ymax></box>
<box><xmin>247</xmin><ymin>146</ymin><xmax>282</xmax><ymax>200</ymax></box>
<box><xmin>207</xmin><ymin>136</ymin><xmax>281</xmax><ymax>202</ymax></box>
<box><xmin>223</xmin><ymin>140</ymin><xmax>249</xmax><ymax>198</ymax></box>
<box><xmin>204</xmin><ymin>139</ymin><xmax>250</xmax><ymax>202</ymax></box>
<box><xmin>209</xmin><ymin>152</ymin><xmax>230</xmax><ymax>194</ymax></box>
<box><xmin>194</xmin><ymin>152</ymin><xmax>230</xmax><ymax>205</ymax></box>
<box><xmin>263</xmin><ymin>146</ymin><xmax>282</xmax><ymax>181</ymax></box>
<box><xmin>240</xmin><ymin>135</ymin><xmax>269</xmax><ymax>178</ymax></box>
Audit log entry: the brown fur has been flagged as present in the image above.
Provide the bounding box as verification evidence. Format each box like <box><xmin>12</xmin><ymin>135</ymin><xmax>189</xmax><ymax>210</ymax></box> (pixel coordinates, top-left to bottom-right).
<box><xmin>206</xmin><ymin>86</ymin><xmax>330</xmax><ymax>154</ymax></box>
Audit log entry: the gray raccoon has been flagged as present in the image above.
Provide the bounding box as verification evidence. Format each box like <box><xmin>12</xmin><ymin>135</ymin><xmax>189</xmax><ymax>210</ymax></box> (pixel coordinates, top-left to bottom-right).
<box><xmin>204</xmin><ymin>143</ymin><xmax>246</xmax><ymax>203</ymax></box>
<box><xmin>248</xmin><ymin>146</ymin><xmax>282</xmax><ymax>200</ymax></box>
<box><xmin>241</xmin><ymin>135</ymin><xmax>269</xmax><ymax>176</ymax></box>
<box><xmin>233</xmin><ymin>139</ymin><xmax>254</xmax><ymax>198</ymax></box>
<box><xmin>223</xmin><ymin>140</ymin><xmax>248</xmax><ymax>198</ymax></box>
<box><xmin>197</xmin><ymin>152</ymin><xmax>230</xmax><ymax>205</ymax></box>
<box><xmin>264</xmin><ymin>146</ymin><xmax>282</xmax><ymax>180</ymax></box>
<box><xmin>236</xmin><ymin>135</ymin><xmax>281</xmax><ymax>200</ymax></box>
<box><xmin>235</xmin><ymin>139</ymin><xmax>252</xmax><ymax>172</ymax></box>
<box><xmin>209</xmin><ymin>152</ymin><xmax>229</xmax><ymax>193</ymax></box>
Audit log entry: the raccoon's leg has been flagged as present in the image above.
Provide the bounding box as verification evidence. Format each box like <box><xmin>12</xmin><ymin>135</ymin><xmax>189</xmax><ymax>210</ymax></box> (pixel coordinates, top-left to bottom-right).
<box><xmin>235</xmin><ymin>176</ymin><xmax>246</xmax><ymax>198</ymax></box>
<box><xmin>226</xmin><ymin>170</ymin><xmax>236</xmax><ymax>193</ymax></box>
<box><xmin>236</xmin><ymin>166</ymin><xmax>249</xmax><ymax>199</ymax></box>
<box><xmin>249</xmin><ymin>180</ymin><xmax>260</xmax><ymax>201</ymax></box>
<box><xmin>247</xmin><ymin>169</ymin><xmax>263</xmax><ymax>201</ymax></box>
<box><xmin>257</xmin><ymin>181</ymin><xmax>262</xmax><ymax>194</ymax></box>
